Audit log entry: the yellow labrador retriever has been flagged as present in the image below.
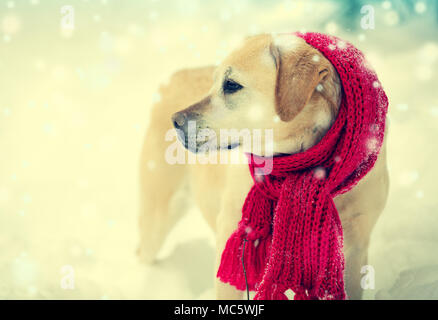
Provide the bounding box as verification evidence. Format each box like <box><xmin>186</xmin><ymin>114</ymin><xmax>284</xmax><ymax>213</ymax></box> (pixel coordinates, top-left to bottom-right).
<box><xmin>138</xmin><ymin>34</ymin><xmax>389</xmax><ymax>300</ymax></box>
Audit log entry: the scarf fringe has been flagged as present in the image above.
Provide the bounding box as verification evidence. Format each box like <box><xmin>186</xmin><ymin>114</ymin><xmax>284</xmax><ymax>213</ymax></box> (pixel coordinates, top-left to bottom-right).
<box><xmin>294</xmin><ymin>290</ymin><xmax>319</xmax><ymax>300</ymax></box>
<box><xmin>217</xmin><ymin>229</ymin><xmax>272</xmax><ymax>291</ymax></box>
<box><xmin>253</xmin><ymin>283</ymin><xmax>288</xmax><ymax>300</ymax></box>
<box><xmin>253</xmin><ymin>285</ymin><xmax>341</xmax><ymax>300</ymax></box>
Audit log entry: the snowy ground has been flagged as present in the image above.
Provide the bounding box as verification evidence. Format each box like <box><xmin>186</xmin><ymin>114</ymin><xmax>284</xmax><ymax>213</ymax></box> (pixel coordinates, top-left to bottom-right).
<box><xmin>1</xmin><ymin>0</ymin><xmax>438</xmax><ymax>299</ymax></box>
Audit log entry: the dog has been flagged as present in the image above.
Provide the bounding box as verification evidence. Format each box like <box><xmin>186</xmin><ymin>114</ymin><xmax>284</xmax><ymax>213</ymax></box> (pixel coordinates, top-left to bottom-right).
<box><xmin>137</xmin><ymin>33</ymin><xmax>389</xmax><ymax>300</ymax></box>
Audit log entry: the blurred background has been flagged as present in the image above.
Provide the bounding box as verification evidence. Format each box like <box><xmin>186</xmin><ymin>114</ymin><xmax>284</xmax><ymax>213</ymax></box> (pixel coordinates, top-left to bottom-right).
<box><xmin>1</xmin><ymin>0</ymin><xmax>438</xmax><ymax>299</ymax></box>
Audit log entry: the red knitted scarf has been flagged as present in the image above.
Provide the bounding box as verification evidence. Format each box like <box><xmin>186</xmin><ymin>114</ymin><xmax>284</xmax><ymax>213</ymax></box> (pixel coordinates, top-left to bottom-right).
<box><xmin>217</xmin><ymin>32</ymin><xmax>388</xmax><ymax>300</ymax></box>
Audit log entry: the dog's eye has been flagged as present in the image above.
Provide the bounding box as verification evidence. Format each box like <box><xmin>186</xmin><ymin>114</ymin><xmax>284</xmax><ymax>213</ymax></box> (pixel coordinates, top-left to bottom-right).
<box><xmin>223</xmin><ymin>79</ymin><xmax>243</xmax><ymax>94</ymax></box>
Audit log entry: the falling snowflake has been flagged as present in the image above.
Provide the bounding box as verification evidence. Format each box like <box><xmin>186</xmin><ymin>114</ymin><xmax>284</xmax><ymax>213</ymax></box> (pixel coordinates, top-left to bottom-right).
<box><xmin>43</xmin><ymin>123</ymin><xmax>54</xmax><ymax>135</ymax></box>
<box><xmin>415</xmin><ymin>190</ymin><xmax>424</xmax><ymax>199</ymax></box>
<box><xmin>382</xmin><ymin>1</ymin><xmax>391</xmax><ymax>9</ymax></box>
<box><xmin>396</xmin><ymin>104</ymin><xmax>408</xmax><ymax>112</ymax></box>
<box><xmin>337</xmin><ymin>41</ymin><xmax>347</xmax><ymax>50</ymax></box>
<box><xmin>366</xmin><ymin>137</ymin><xmax>378</xmax><ymax>153</ymax></box>
<box><xmin>152</xmin><ymin>92</ymin><xmax>161</xmax><ymax>103</ymax></box>
<box><xmin>429</xmin><ymin>106</ymin><xmax>438</xmax><ymax>117</ymax></box>
<box><xmin>415</xmin><ymin>2</ymin><xmax>427</xmax><ymax>14</ymax></box>
<box><xmin>27</xmin><ymin>286</ymin><xmax>38</xmax><ymax>296</ymax></box>
<box><xmin>254</xmin><ymin>173</ymin><xmax>265</xmax><ymax>183</ymax></box>
<box><xmin>384</xmin><ymin>11</ymin><xmax>399</xmax><ymax>26</ymax></box>
<box><xmin>419</xmin><ymin>42</ymin><xmax>438</xmax><ymax>61</ymax></box>
<box><xmin>399</xmin><ymin>171</ymin><xmax>419</xmax><ymax>186</ymax></box>
<box><xmin>325</xmin><ymin>22</ymin><xmax>338</xmax><ymax>35</ymax></box>
<box><xmin>313</xmin><ymin>167</ymin><xmax>326</xmax><ymax>180</ymax></box>
<box><xmin>12</xmin><ymin>254</ymin><xmax>37</xmax><ymax>285</ymax></box>
<box><xmin>148</xmin><ymin>11</ymin><xmax>159</xmax><ymax>21</ymax></box>
<box><xmin>22</xmin><ymin>193</ymin><xmax>32</xmax><ymax>204</ymax></box>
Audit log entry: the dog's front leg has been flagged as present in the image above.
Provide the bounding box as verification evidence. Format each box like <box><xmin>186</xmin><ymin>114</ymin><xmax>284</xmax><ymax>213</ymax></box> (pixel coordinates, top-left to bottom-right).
<box><xmin>215</xmin><ymin>276</ymin><xmax>244</xmax><ymax>300</ymax></box>
<box><xmin>343</xmin><ymin>243</ymin><xmax>369</xmax><ymax>300</ymax></box>
<box><xmin>214</xmin><ymin>208</ymin><xmax>245</xmax><ymax>300</ymax></box>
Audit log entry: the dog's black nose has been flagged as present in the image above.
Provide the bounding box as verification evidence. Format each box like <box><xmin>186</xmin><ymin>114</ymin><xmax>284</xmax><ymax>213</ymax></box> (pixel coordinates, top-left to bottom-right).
<box><xmin>172</xmin><ymin>112</ymin><xmax>186</xmax><ymax>129</ymax></box>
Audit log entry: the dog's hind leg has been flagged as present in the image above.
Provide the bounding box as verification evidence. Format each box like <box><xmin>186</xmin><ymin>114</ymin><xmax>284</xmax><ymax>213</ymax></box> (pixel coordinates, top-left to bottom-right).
<box><xmin>137</xmin><ymin>135</ymin><xmax>191</xmax><ymax>264</ymax></box>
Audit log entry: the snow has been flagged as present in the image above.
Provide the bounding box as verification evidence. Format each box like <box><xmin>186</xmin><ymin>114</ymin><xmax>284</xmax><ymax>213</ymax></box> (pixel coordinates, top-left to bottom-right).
<box><xmin>385</xmin><ymin>11</ymin><xmax>400</xmax><ymax>26</ymax></box>
<box><xmin>328</xmin><ymin>44</ymin><xmax>336</xmax><ymax>50</ymax></box>
<box><xmin>0</xmin><ymin>0</ymin><xmax>438</xmax><ymax>300</ymax></box>
<box><xmin>313</xmin><ymin>167</ymin><xmax>327</xmax><ymax>180</ymax></box>
<box><xmin>316</xmin><ymin>84</ymin><xmax>324</xmax><ymax>92</ymax></box>
<box><xmin>273</xmin><ymin>33</ymin><xmax>301</xmax><ymax>52</ymax></box>
<box><xmin>382</xmin><ymin>1</ymin><xmax>392</xmax><ymax>10</ymax></box>
<box><xmin>415</xmin><ymin>2</ymin><xmax>427</xmax><ymax>14</ymax></box>
<box><xmin>272</xmin><ymin>115</ymin><xmax>281</xmax><ymax>123</ymax></box>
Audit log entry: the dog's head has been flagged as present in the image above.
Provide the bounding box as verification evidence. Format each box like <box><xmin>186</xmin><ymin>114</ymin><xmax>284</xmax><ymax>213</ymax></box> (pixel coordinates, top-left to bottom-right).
<box><xmin>172</xmin><ymin>33</ymin><xmax>341</xmax><ymax>156</ymax></box>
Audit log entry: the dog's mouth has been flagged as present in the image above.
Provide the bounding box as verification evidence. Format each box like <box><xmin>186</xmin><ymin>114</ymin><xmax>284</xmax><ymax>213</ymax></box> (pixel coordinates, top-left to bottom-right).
<box><xmin>176</xmin><ymin>129</ymin><xmax>241</xmax><ymax>154</ymax></box>
<box><xmin>225</xmin><ymin>142</ymin><xmax>240</xmax><ymax>150</ymax></box>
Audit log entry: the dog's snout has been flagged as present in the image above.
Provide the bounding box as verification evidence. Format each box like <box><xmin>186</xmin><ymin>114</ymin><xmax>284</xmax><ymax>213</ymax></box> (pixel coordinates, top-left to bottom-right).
<box><xmin>172</xmin><ymin>112</ymin><xmax>186</xmax><ymax>129</ymax></box>
<box><xmin>171</xmin><ymin>109</ymin><xmax>204</xmax><ymax>153</ymax></box>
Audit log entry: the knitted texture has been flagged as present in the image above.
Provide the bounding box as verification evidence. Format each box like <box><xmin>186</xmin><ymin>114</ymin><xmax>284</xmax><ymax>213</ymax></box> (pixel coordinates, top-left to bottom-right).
<box><xmin>216</xmin><ymin>32</ymin><xmax>388</xmax><ymax>300</ymax></box>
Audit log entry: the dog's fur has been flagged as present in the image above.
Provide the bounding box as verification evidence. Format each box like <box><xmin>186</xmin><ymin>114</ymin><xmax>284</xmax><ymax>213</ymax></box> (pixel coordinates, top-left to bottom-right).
<box><xmin>138</xmin><ymin>34</ymin><xmax>389</xmax><ymax>300</ymax></box>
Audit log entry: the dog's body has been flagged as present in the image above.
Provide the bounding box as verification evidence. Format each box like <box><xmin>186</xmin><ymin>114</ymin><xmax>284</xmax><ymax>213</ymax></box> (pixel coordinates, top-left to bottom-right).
<box><xmin>138</xmin><ymin>34</ymin><xmax>389</xmax><ymax>300</ymax></box>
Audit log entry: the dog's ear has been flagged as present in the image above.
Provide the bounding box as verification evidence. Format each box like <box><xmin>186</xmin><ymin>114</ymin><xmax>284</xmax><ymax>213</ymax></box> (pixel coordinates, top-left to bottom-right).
<box><xmin>270</xmin><ymin>42</ymin><xmax>329</xmax><ymax>122</ymax></box>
